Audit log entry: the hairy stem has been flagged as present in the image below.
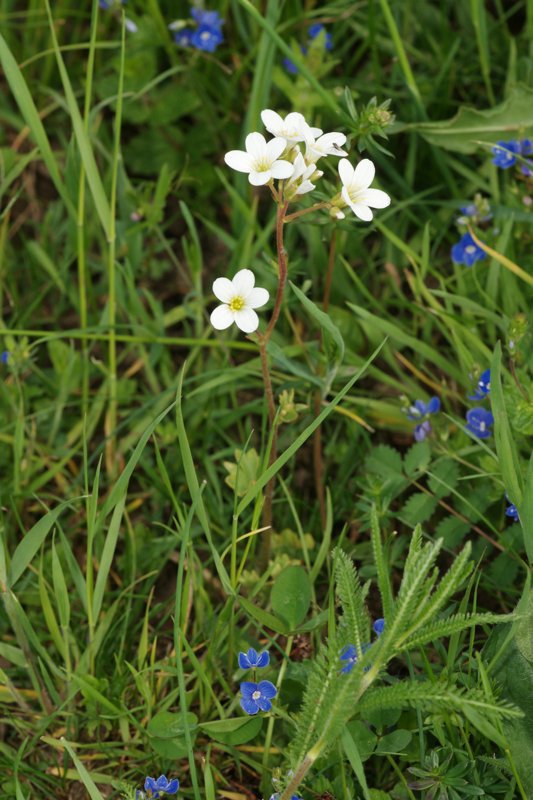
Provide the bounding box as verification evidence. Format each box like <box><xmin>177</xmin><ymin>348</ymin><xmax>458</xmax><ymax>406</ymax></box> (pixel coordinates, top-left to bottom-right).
<box><xmin>257</xmin><ymin>200</ymin><xmax>289</xmax><ymax>568</ymax></box>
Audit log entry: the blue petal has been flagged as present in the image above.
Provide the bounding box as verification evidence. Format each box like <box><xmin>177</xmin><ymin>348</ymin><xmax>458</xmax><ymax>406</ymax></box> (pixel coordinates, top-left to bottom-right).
<box><xmin>451</xmin><ymin>241</ymin><xmax>465</xmax><ymax>264</ymax></box>
<box><xmin>238</xmin><ymin>652</ymin><xmax>251</xmax><ymax>669</ymax></box>
<box><xmin>426</xmin><ymin>396</ymin><xmax>440</xmax><ymax>414</ymax></box>
<box><xmin>166</xmin><ymin>779</ymin><xmax>180</xmax><ymax>794</ymax></box>
<box><xmin>247</xmin><ymin>647</ymin><xmax>259</xmax><ymax>665</ymax></box>
<box><xmin>256</xmin><ymin>650</ymin><xmax>270</xmax><ymax>668</ymax></box>
<box><xmin>156</xmin><ymin>776</ymin><xmax>168</xmax><ymax>789</ymax></box>
<box><xmin>240</xmin><ymin>681</ymin><xmax>257</xmax><ymax>697</ymax></box>
<box><xmin>373</xmin><ymin>618</ymin><xmax>385</xmax><ymax>635</ymax></box>
<box><xmin>258</xmin><ymin>680</ymin><xmax>277</xmax><ymax>699</ymax></box>
<box><xmin>145</xmin><ymin>777</ymin><xmax>157</xmax><ymax>791</ymax></box>
<box><xmin>240</xmin><ymin>697</ymin><xmax>259</xmax><ymax>715</ymax></box>
<box><xmin>256</xmin><ymin>696</ymin><xmax>273</xmax><ymax>712</ymax></box>
<box><xmin>340</xmin><ymin>644</ymin><xmax>356</xmax><ymax>660</ymax></box>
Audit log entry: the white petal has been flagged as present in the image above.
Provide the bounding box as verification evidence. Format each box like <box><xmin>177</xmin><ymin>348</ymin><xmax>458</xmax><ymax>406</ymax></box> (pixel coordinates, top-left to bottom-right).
<box><xmin>249</xmin><ymin>170</ymin><xmax>272</xmax><ymax>186</ymax></box>
<box><xmin>295</xmin><ymin>180</ymin><xmax>315</xmax><ymax>195</ymax></box>
<box><xmin>270</xmin><ymin>159</ymin><xmax>294</xmax><ymax>179</ymax></box>
<box><xmin>288</xmin><ymin>152</ymin><xmax>306</xmax><ymax>182</ymax></box>
<box><xmin>210</xmin><ymin>304</ymin><xmax>234</xmax><ymax>330</ymax></box>
<box><xmin>224</xmin><ymin>150</ymin><xmax>252</xmax><ymax>173</ymax></box>
<box><xmin>232</xmin><ymin>269</ymin><xmax>255</xmax><ymax>298</ymax></box>
<box><xmin>351</xmin><ymin>202</ymin><xmax>373</xmax><ymax>221</ymax></box>
<box><xmin>308</xmin><ymin>125</ymin><xmax>323</xmax><ymax>138</ymax></box>
<box><xmin>360</xmin><ymin>188</ymin><xmax>391</xmax><ymax>209</ymax></box>
<box><xmin>245</xmin><ymin>132</ymin><xmax>267</xmax><ymax>158</ymax></box>
<box><xmin>320</xmin><ymin>132</ymin><xmax>347</xmax><ymax>149</ymax></box>
<box><xmin>212</xmin><ymin>277</ymin><xmax>235</xmax><ymax>303</ymax></box>
<box><xmin>266</xmin><ymin>136</ymin><xmax>287</xmax><ymax>162</ymax></box>
<box><xmin>338</xmin><ymin>159</ymin><xmax>355</xmax><ymax>187</ymax></box>
<box><xmin>353</xmin><ymin>159</ymin><xmax>375</xmax><ymax>189</ymax></box>
<box><xmin>234</xmin><ymin>307</ymin><xmax>259</xmax><ymax>333</ymax></box>
<box><xmin>247</xmin><ymin>287</ymin><xmax>269</xmax><ymax>308</ymax></box>
<box><xmin>261</xmin><ymin>109</ymin><xmax>283</xmax><ymax>135</ymax></box>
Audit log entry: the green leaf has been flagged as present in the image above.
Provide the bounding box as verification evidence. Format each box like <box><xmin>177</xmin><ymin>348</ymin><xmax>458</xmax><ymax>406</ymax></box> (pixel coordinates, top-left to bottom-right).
<box><xmin>403</xmin><ymin>440</ymin><xmax>431</xmax><ymax>477</ymax></box>
<box><xmin>341</xmin><ymin>728</ymin><xmax>372</xmax><ymax>800</ymax></box>
<box><xmin>200</xmin><ymin>716</ymin><xmax>263</xmax><ymax>745</ymax></box>
<box><xmin>223</xmin><ymin>448</ymin><xmax>261</xmax><ymax>498</ymax></box>
<box><xmin>345</xmin><ymin>721</ymin><xmax>377</xmax><ymax>762</ymax></box>
<box><xmin>427</xmin><ymin>460</ymin><xmax>460</xmax><ymax>499</ymax></box>
<box><xmin>410</xmin><ymin>84</ymin><xmax>533</xmax><ymax>153</ymax></box>
<box><xmin>400</xmin><ymin>492</ymin><xmax>437</xmax><ymax>526</ymax></box>
<box><xmin>271</xmin><ymin>565</ymin><xmax>312</xmax><ymax>630</ymax></box>
<box><xmin>491</xmin><ymin>342</ymin><xmax>524</xmax><ymax>509</ymax></box>
<box><xmin>290</xmin><ymin>281</ymin><xmax>345</xmax><ymax>367</ymax></box>
<box><xmin>238</xmin><ymin>595</ymin><xmax>288</xmax><ymax>635</ymax></box>
<box><xmin>375</xmin><ymin>728</ymin><xmax>412</xmax><ymax>754</ymax></box>
<box><xmin>147</xmin><ymin>711</ymin><xmax>198</xmax><ymax>740</ymax></box>
<box><xmin>9</xmin><ymin>499</ymin><xmax>74</xmax><ymax>588</ymax></box>
<box><xmin>435</xmin><ymin>516</ymin><xmax>470</xmax><ymax>548</ymax></box>
<box><xmin>365</xmin><ymin>445</ymin><xmax>403</xmax><ymax>478</ymax></box>
<box><xmin>519</xmin><ymin>453</ymin><xmax>533</xmax><ymax>569</ymax></box>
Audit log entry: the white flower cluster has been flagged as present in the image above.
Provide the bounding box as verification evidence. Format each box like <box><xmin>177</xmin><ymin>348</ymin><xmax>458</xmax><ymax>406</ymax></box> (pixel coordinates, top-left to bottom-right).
<box><xmin>211</xmin><ymin>109</ymin><xmax>392</xmax><ymax>334</ymax></box>
<box><xmin>224</xmin><ymin>109</ymin><xmax>391</xmax><ymax>221</ymax></box>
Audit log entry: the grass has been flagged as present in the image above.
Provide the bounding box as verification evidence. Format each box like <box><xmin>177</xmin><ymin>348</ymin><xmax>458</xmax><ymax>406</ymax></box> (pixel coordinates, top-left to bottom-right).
<box><xmin>1</xmin><ymin>0</ymin><xmax>533</xmax><ymax>798</ymax></box>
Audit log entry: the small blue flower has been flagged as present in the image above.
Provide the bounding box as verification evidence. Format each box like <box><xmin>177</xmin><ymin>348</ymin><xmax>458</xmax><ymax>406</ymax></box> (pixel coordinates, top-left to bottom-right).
<box><xmin>191</xmin><ymin>24</ymin><xmax>224</xmax><ymax>52</ymax></box>
<box><xmin>468</xmin><ymin>368</ymin><xmax>491</xmax><ymax>400</ymax></box>
<box><xmin>144</xmin><ymin>775</ymin><xmax>179</xmax><ymax>798</ymax></box>
<box><xmin>270</xmin><ymin>795</ymin><xmax>300</xmax><ymax>800</ymax></box>
<box><xmin>191</xmin><ymin>7</ymin><xmax>224</xmax><ymax>31</ymax></box>
<box><xmin>240</xmin><ymin>680</ymin><xmax>277</xmax><ymax>715</ymax></box>
<box><xmin>1</xmin><ymin>350</ymin><xmax>9</xmax><ymax>365</ymax></box>
<box><xmin>521</xmin><ymin>139</ymin><xmax>533</xmax><ymax>156</ymax></box>
<box><xmin>505</xmin><ymin>501</ymin><xmax>520</xmax><ymax>522</ymax></box>
<box><xmin>407</xmin><ymin>397</ymin><xmax>441</xmax><ymax>420</ymax></box>
<box><xmin>414</xmin><ymin>420</ymin><xmax>432</xmax><ymax>442</ymax></box>
<box><xmin>460</xmin><ymin>203</ymin><xmax>477</xmax><ymax>217</ymax></box>
<box><xmin>373</xmin><ymin>618</ymin><xmax>385</xmax><ymax>636</ymax></box>
<box><xmin>174</xmin><ymin>28</ymin><xmax>194</xmax><ymax>46</ymax></box>
<box><xmin>465</xmin><ymin>407</ymin><xmax>494</xmax><ymax>439</ymax></box>
<box><xmin>238</xmin><ymin>647</ymin><xmax>270</xmax><ymax>669</ymax></box>
<box><xmin>339</xmin><ymin>643</ymin><xmax>371</xmax><ymax>674</ymax></box>
<box><xmin>451</xmin><ymin>232</ymin><xmax>487</xmax><ymax>267</ymax></box>
<box><xmin>492</xmin><ymin>140</ymin><xmax>521</xmax><ymax>169</ymax></box>
<box><xmin>308</xmin><ymin>23</ymin><xmax>333</xmax><ymax>50</ymax></box>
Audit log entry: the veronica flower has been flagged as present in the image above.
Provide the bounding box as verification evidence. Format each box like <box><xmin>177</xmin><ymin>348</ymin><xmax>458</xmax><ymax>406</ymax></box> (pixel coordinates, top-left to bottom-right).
<box><xmin>407</xmin><ymin>397</ymin><xmax>441</xmax><ymax>420</ymax></box>
<box><xmin>468</xmin><ymin>368</ymin><xmax>491</xmax><ymax>400</ymax></box>
<box><xmin>373</xmin><ymin>618</ymin><xmax>385</xmax><ymax>635</ymax></box>
<box><xmin>191</xmin><ymin>25</ymin><xmax>223</xmax><ymax>52</ymax></box>
<box><xmin>414</xmin><ymin>421</ymin><xmax>432</xmax><ymax>442</ymax></box>
<box><xmin>240</xmin><ymin>680</ymin><xmax>277</xmax><ymax>714</ymax></box>
<box><xmin>492</xmin><ymin>140</ymin><xmax>521</xmax><ymax>169</ymax></box>
<box><xmin>210</xmin><ymin>269</ymin><xmax>269</xmax><ymax>334</ymax></box>
<box><xmin>338</xmin><ymin>158</ymin><xmax>391</xmax><ymax>221</ymax></box>
<box><xmin>465</xmin><ymin>407</ymin><xmax>494</xmax><ymax>439</ymax></box>
<box><xmin>190</xmin><ymin>7</ymin><xmax>224</xmax><ymax>31</ymax></box>
<box><xmin>505</xmin><ymin>495</ymin><xmax>520</xmax><ymax>522</ymax></box>
<box><xmin>451</xmin><ymin>232</ymin><xmax>487</xmax><ymax>267</ymax></box>
<box><xmin>261</xmin><ymin>109</ymin><xmax>321</xmax><ymax>144</ymax></box>
<box><xmin>1</xmin><ymin>351</ymin><xmax>9</xmax><ymax>364</ymax></box>
<box><xmin>224</xmin><ymin>133</ymin><xmax>294</xmax><ymax>186</ymax></box>
<box><xmin>143</xmin><ymin>775</ymin><xmax>179</xmax><ymax>798</ymax></box>
<box><xmin>172</xmin><ymin>28</ymin><xmax>194</xmax><ymax>46</ymax></box>
<box><xmin>308</xmin><ymin>23</ymin><xmax>333</xmax><ymax>50</ymax></box>
<box><xmin>238</xmin><ymin>647</ymin><xmax>270</xmax><ymax>669</ymax></box>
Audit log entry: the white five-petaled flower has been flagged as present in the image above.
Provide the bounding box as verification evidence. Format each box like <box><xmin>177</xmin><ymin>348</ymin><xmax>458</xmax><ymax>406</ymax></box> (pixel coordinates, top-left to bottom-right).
<box><xmin>338</xmin><ymin>158</ymin><xmax>391</xmax><ymax>221</ymax></box>
<box><xmin>306</xmin><ymin>131</ymin><xmax>348</xmax><ymax>162</ymax></box>
<box><xmin>210</xmin><ymin>269</ymin><xmax>269</xmax><ymax>334</ymax></box>
<box><xmin>260</xmin><ymin>109</ymin><xmax>322</xmax><ymax>144</ymax></box>
<box><xmin>224</xmin><ymin>133</ymin><xmax>294</xmax><ymax>186</ymax></box>
<box><xmin>286</xmin><ymin>152</ymin><xmax>321</xmax><ymax>196</ymax></box>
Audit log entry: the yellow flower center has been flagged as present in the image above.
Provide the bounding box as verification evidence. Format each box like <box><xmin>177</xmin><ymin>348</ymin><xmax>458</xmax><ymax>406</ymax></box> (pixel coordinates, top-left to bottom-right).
<box><xmin>229</xmin><ymin>296</ymin><xmax>245</xmax><ymax>312</ymax></box>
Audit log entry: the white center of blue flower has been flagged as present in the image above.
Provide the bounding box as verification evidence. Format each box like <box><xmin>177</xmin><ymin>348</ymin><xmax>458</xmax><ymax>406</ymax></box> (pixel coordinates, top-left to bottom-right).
<box><xmin>480</xmin><ymin>422</ymin><xmax>486</xmax><ymax>431</ymax></box>
<box><xmin>465</xmin><ymin>245</ymin><xmax>476</xmax><ymax>254</ymax></box>
<box><xmin>252</xmin><ymin>690</ymin><xmax>261</xmax><ymax>700</ymax></box>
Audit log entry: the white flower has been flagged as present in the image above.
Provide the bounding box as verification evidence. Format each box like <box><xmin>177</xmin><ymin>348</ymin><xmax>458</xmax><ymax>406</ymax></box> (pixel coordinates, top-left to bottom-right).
<box><xmin>210</xmin><ymin>269</ymin><xmax>269</xmax><ymax>334</ymax></box>
<box><xmin>260</xmin><ymin>109</ymin><xmax>322</xmax><ymax>144</ymax></box>
<box><xmin>286</xmin><ymin>152</ymin><xmax>320</xmax><ymax>196</ymax></box>
<box><xmin>338</xmin><ymin>158</ymin><xmax>391</xmax><ymax>221</ymax></box>
<box><xmin>224</xmin><ymin>133</ymin><xmax>294</xmax><ymax>186</ymax></box>
<box><xmin>306</xmin><ymin>131</ymin><xmax>347</xmax><ymax>162</ymax></box>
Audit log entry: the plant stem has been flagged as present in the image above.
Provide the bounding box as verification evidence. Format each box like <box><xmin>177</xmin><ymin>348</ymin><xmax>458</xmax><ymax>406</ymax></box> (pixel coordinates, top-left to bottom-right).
<box><xmin>313</xmin><ymin>228</ymin><xmax>337</xmax><ymax>528</ymax></box>
<box><xmin>284</xmin><ymin>202</ymin><xmax>328</xmax><ymax>223</ymax></box>
<box><xmin>257</xmin><ymin>200</ymin><xmax>289</xmax><ymax>568</ymax></box>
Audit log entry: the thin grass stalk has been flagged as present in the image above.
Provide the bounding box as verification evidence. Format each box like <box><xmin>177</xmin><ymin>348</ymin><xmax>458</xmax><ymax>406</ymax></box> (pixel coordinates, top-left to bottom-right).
<box><xmin>105</xmin><ymin>12</ymin><xmax>126</xmax><ymax>474</ymax></box>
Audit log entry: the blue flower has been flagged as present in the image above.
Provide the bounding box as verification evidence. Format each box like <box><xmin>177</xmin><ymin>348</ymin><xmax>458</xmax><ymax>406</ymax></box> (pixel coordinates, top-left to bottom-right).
<box><xmin>191</xmin><ymin>7</ymin><xmax>224</xmax><ymax>31</ymax></box>
<box><xmin>173</xmin><ymin>28</ymin><xmax>194</xmax><ymax>46</ymax></box>
<box><xmin>492</xmin><ymin>140</ymin><xmax>521</xmax><ymax>169</ymax></box>
<box><xmin>191</xmin><ymin>24</ymin><xmax>224</xmax><ymax>52</ymax></box>
<box><xmin>505</xmin><ymin>501</ymin><xmax>520</xmax><ymax>522</ymax></box>
<box><xmin>270</xmin><ymin>795</ymin><xmax>300</xmax><ymax>800</ymax></box>
<box><xmin>373</xmin><ymin>618</ymin><xmax>385</xmax><ymax>636</ymax></box>
<box><xmin>468</xmin><ymin>368</ymin><xmax>491</xmax><ymax>400</ymax></box>
<box><xmin>407</xmin><ymin>397</ymin><xmax>440</xmax><ymax>420</ymax></box>
<box><xmin>240</xmin><ymin>680</ymin><xmax>277</xmax><ymax>714</ymax></box>
<box><xmin>144</xmin><ymin>775</ymin><xmax>179</xmax><ymax>798</ymax></box>
<box><xmin>238</xmin><ymin>647</ymin><xmax>270</xmax><ymax>669</ymax></box>
<box><xmin>451</xmin><ymin>232</ymin><xmax>487</xmax><ymax>267</ymax></box>
<box><xmin>308</xmin><ymin>23</ymin><xmax>333</xmax><ymax>50</ymax></box>
<box><xmin>1</xmin><ymin>351</ymin><xmax>9</xmax><ymax>365</ymax></box>
<box><xmin>521</xmin><ymin>139</ymin><xmax>533</xmax><ymax>156</ymax></box>
<box><xmin>465</xmin><ymin>407</ymin><xmax>494</xmax><ymax>439</ymax></box>
<box><xmin>340</xmin><ymin>643</ymin><xmax>371</xmax><ymax>674</ymax></box>
<box><xmin>414</xmin><ymin>421</ymin><xmax>432</xmax><ymax>442</ymax></box>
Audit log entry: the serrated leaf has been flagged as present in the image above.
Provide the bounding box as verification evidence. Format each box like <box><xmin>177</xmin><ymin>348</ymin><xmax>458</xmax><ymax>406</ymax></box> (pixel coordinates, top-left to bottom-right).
<box><xmin>400</xmin><ymin>492</ymin><xmax>437</xmax><ymax>526</ymax></box>
<box><xmin>365</xmin><ymin>445</ymin><xmax>403</xmax><ymax>478</ymax></box>
<box><xmin>412</xmin><ymin>84</ymin><xmax>533</xmax><ymax>153</ymax></box>
<box><xmin>271</xmin><ymin>565</ymin><xmax>312</xmax><ymax>630</ymax></box>
<box><xmin>427</xmin><ymin>460</ymin><xmax>460</xmax><ymax>499</ymax></box>
<box><xmin>403</xmin><ymin>440</ymin><xmax>431</xmax><ymax>477</ymax></box>
<box><xmin>435</xmin><ymin>516</ymin><xmax>470</xmax><ymax>548</ymax></box>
